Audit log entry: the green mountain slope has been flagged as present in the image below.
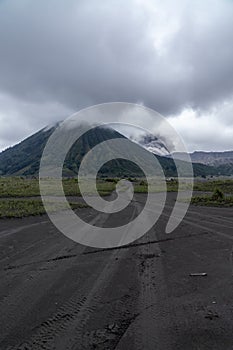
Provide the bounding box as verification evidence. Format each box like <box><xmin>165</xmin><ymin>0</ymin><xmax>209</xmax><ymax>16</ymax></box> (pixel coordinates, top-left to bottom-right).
<box><xmin>0</xmin><ymin>127</ymin><xmax>56</xmax><ymax>176</ymax></box>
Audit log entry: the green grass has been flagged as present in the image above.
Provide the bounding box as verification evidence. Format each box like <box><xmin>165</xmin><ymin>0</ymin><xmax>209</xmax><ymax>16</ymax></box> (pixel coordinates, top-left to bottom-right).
<box><xmin>190</xmin><ymin>180</ymin><xmax>233</xmax><ymax>207</ymax></box>
<box><xmin>1</xmin><ymin>177</ymin><xmax>233</xmax><ymax>214</ymax></box>
<box><xmin>102</xmin><ymin>178</ymin><xmax>233</xmax><ymax>194</ymax></box>
<box><xmin>191</xmin><ymin>187</ymin><xmax>233</xmax><ymax>207</ymax></box>
<box><xmin>0</xmin><ymin>177</ymin><xmax>179</xmax><ymax>198</ymax></box>
<box><xmin>63</xmin><ymin>178</ymin><xmax>116</xmax><ymax>196</ymax></box>
<box><xmin>0</xmin><ymin>177</ymin><xmax>40</xmax><ymax>197</ymax></box>
<box><xmin>0</xmin><ymin>198</ymin><xmax>88</xmax><ymax>218</ymax></box>
<box><xmin>0</xmin><ymin>177</ymin><xmax>115</xmax><ymax>198</ymax></box>
<box><xmin>99</xmin><ymin>178</ymin><xmax>182</xmax><ymax>193</ymax></box>
<box><xmin>194</xmin><ymin>179</ymin><xmax>233</xmax><ymax>194</ymax></box>
<box><xmin>191</xmin><ymin>195</ymin><xmax>233</xmax><ymax>207</ymax></box>
<box><xmin>133</xmin><ymin>179</ymin><xmax>191</xmax><ymax>193</ymax></box>
<box><xmin>0</xmin><ymin>176</ymin><xmax>112</xmax><ymax>218</ymax></box>
<box><xmin>3</xmin><ymin>176</ymin><xmax>215</xmax><ymax>199</ymax></box>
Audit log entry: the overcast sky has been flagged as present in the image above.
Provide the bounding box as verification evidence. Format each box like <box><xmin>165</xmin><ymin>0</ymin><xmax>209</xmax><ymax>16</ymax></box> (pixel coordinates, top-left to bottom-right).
<box><xmin>0</xmin><ymin>0</ymin><xmax>233</xmax><ymax>152</ymax></box>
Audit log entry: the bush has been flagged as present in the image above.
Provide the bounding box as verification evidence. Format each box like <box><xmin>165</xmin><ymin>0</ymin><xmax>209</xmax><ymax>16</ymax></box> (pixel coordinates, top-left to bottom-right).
<box><xmin>211</xmin><ymin>188</ymin><xmax>224</xmax><ymax>201</ymax></box>
<box><xmin>105</xmin><ymin>178</ymin><xmax>118</xmax><ymax>183</ymax></box>
<box><xmin>139</xmin><ymin>180</ymin><xmax>147</xmax><ymax>186</ymax></box>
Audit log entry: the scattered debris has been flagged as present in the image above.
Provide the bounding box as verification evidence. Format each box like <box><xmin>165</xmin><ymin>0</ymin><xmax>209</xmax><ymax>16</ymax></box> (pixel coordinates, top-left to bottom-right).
<box><xmin>205</xmin><ymin>311</ymin><xmax>219</xmax><ymax>320</ymax></box>
<box><xmin>189</xmin><ymin>272</ymin><xmax>207</xmax><ymax>277</ymax></box>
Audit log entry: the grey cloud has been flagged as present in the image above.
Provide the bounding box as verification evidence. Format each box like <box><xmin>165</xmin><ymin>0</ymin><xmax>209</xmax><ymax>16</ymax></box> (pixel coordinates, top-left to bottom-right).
<box><xmin>0</xmin><ymin>0</ymin><xmax>233</xmax><ymax>150</ymax></box>
<box><xmin>0</xmin><ymin>93</ymin><xmax>73</xmax><ymax>150</ymax></box>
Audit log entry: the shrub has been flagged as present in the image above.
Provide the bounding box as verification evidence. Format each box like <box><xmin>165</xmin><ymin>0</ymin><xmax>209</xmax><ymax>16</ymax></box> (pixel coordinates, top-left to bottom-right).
<box><xmin>211</xmin><ymin>188</ymin><xmax>224</xmax><ymax>201</ymax></box>
<box><xmin>139</xmin><ymin>180</ymin><xmax>147</xmax><ymax>186</ymax></box>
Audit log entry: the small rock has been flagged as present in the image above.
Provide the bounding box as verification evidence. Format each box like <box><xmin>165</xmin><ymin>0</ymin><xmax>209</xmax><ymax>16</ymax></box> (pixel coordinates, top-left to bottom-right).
<box><xmin>189</xmin><ymin>272</ymin><xmax>207</xmax><ymax>277</ymax></box>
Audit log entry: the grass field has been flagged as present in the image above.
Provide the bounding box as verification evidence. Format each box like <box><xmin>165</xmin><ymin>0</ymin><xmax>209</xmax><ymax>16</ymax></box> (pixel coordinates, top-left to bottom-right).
<box><xmin>193</xmin><ymin>179</ymin><xmax>233</xmax><ymax>194</ymax></box>
<box><xmin>191</xmin><ymin>186</ymin><xmax>233</xmax><ymax>207</ymax></box>
<box><xmin>1</xmin><ymin>177</ymin><xmax>233</xmax><ymax>217</ymax></box>
<box><xmin>0</xmin><ymin>177</ymin><xmax>40</xmax><ymax>197</ymax></box>
<box><xmin>0</xmin><ymin>177</ymin><xmax>115</xmax><ymax>198</ymax></box>
<box><xmin>0</xmin><ymin>177</ymin><xmax>179</xmax><ymax>198</ymax></box>
<box><xmin>0</xmin><ymin>177</ymin><xmax>113</xmax><ymax>218</ymax></box>
<box><xmin>191</xmin><ymin>194</ymin><xmax>233</xmax><ymax>207</ymax></box>
<box><xmin>0</xmin><ymin>198</ymin><xmax>88</xmax><ymax>218</ymax></box>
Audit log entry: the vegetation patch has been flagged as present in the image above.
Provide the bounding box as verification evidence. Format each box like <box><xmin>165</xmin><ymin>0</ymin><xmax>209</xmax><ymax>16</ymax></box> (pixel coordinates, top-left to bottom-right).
<box><xmin>1</xmin><ymin>177</ymin><xmax>233</xmax><ymax>212</ymax></box>
<box><xmin>0</xmin><ymin>198</ymin><xmax>88</xmax><ymax>218</ymax></box>
<box><xmin>0</xmin><ymin>177</ymin><xmax>116</xmax><ymax>198</ymax></box>
<box><xmin>0</xmin><ymin>177</ymin><xmax>40</xmax><ymax>197</ymax></box>
<box><xmin>194</xmin><ymin>179</ymin><xmax>233</xmax><ymax>194</ymax></box>
<box><xmin>191</xmin><ymin>188</ymin><xmax>233</xmax><ymax>207</ymax></box>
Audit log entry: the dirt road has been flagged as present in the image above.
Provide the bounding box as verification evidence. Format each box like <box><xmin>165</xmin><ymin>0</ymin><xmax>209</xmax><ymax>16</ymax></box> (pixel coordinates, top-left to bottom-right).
<box><xmin>0</xmin><ymin>193</ymin><xmax>233</xmax><ymax>349</ymax></box>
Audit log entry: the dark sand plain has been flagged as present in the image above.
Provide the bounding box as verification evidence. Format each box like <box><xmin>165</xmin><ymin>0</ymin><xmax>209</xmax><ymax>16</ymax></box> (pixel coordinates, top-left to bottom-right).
<box><xmin>0</xmin><ymin>193</ymin><xmax>233</xmax><ymax>349</ymax></box>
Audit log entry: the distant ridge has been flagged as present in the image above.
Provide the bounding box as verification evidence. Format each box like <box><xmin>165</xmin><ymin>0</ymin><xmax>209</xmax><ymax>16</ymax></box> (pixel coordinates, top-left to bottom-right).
<box><xmin>172</xmin><ymin>150</ymin><xmax>233</xmax><ymax>165</ymax></box>
<box><xmin>171</xmin><ymin>151</ymin><xmax>233</xmax><ymax>176</ymax></box>
<box><xmin>190</xmin><ymin>150</ymin><xmax>233</xmax><ymax>166</ymax></box>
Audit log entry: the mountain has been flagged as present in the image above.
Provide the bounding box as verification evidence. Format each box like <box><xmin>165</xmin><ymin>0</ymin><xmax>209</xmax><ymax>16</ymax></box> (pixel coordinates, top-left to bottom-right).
<box><xmin>0</xmin><ymin>124</ymin><xmax>229</xmax><ymax>178</ymax></box>
<box><xmin>0</xmin><ymin>126</ymin><xmax>56</xmax><ymax>176</ymax></box>
<box><xmin>171</xmin><ymin>151</ymin><xmax>233</xmax><ymax>176</ymax></box>
<box><xmin>190</xmin><ymin>151</ymin><xmax>233</xmax><ymax>167</ymax></box>
<box><xmin>0</xmin><ymin>124</ymin><xmax>130</xmax><ymax>177</ymax></box>
<box><xmin>172</xmin><ymin>150</ymin><xmax>233</xmax><ymax>166</ymax></box>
